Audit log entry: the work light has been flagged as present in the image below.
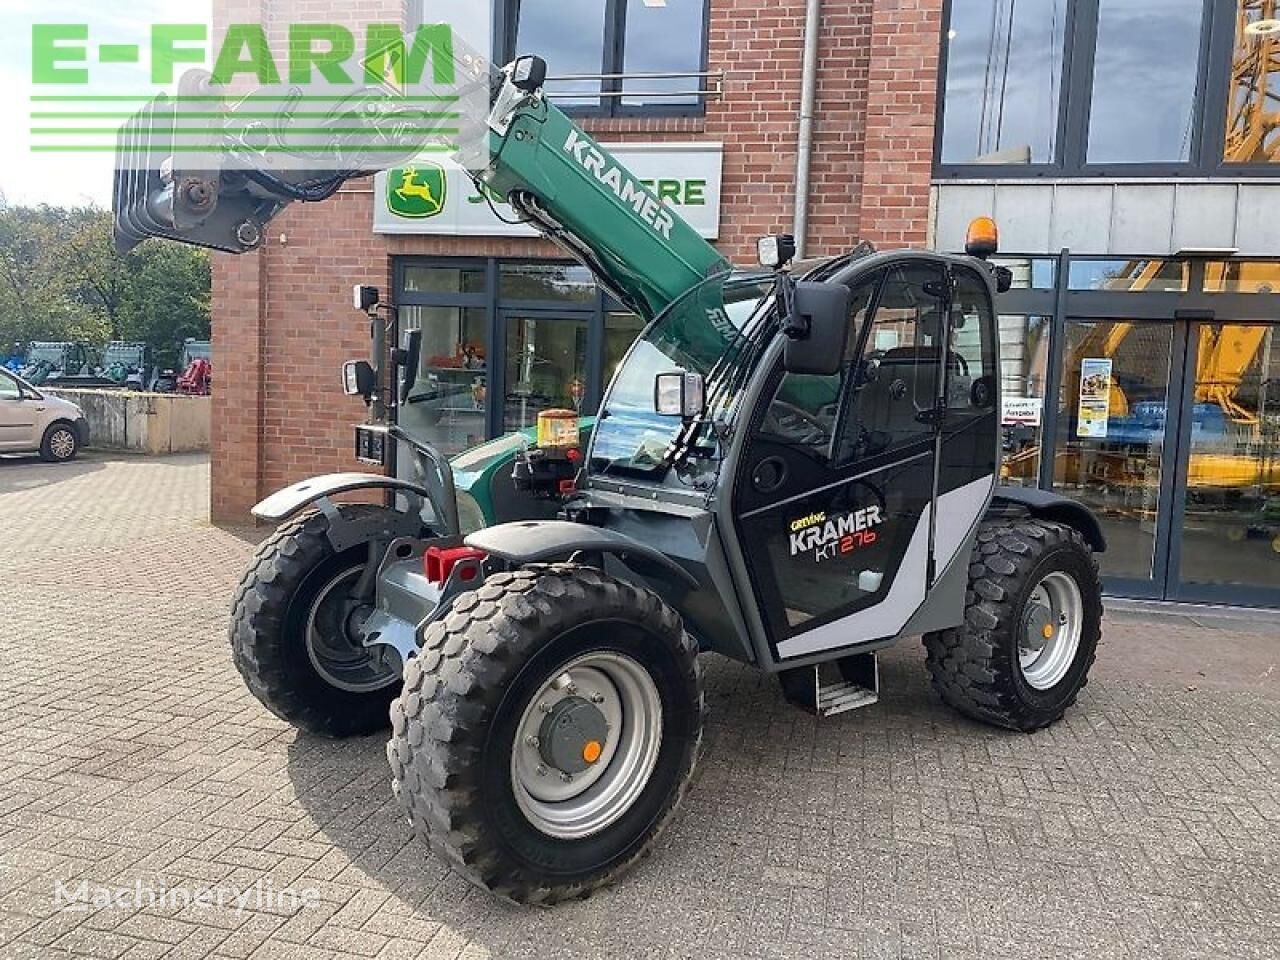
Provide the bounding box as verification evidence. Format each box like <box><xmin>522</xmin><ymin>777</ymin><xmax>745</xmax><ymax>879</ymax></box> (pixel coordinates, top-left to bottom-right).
<box><xmin>757</xmin><ymin>234</ymin><xmax>797</xmax><ymax>270</ymax></box>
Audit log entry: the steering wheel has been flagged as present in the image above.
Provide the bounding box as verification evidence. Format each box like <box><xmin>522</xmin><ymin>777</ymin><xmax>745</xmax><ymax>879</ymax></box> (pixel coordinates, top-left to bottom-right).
<box><xmin>763</xmin><ymin>400</ymin><xmax>831</xmax><ymax>446</ymax></box>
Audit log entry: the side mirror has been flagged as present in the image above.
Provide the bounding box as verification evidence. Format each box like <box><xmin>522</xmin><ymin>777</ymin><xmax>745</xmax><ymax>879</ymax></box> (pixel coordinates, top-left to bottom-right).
<box><xmin>397</xmin><ymin>329</ymin><xmax>422</xmax><ymax>405</ymax></box>
<box><xmin>654</xmin><ymin>371</ymin><xmax>706</xmax><ymax>420</ymax></box>
<box><xmin>342</xmin><ymin>360</ymin><xmax>377</xmax><ymax>403</ymax></box>
<box><xmin>783</xmin><ymin>282</ymin><xmax>852</xmax><ymax>376</ymax></box>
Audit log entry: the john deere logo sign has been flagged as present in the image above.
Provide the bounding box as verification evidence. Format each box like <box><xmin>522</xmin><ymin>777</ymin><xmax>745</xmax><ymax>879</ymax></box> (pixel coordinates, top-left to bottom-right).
<box><xmin>388</xmin><ymin>164</ymin><xmax>447</xmax><ymax>219</ymax></box>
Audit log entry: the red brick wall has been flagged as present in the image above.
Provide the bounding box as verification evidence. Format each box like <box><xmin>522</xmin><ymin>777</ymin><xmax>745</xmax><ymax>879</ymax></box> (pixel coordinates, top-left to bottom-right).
<box><xmin>856</xmin><ymin>0</ymin><xmax>944</xmax><ymax>247</ymax></box>
<box><xmin>209</xmin><ymin>0</ymin><xmax>941</xmax><ymax>522</ymax></box>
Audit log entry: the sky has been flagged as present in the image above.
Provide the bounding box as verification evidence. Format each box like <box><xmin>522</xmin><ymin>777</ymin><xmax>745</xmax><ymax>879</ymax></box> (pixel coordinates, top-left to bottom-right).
<box><xmin>0</xmin><ymin>1</ymin><xmax>213</xmax><ymax>209</ymax></box>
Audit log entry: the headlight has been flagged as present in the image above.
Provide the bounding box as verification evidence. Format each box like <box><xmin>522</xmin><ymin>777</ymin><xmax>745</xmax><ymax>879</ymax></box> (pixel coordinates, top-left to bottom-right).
<box><xmin>454</xmin><ymin>488</ymin><xmax>488</xmax><ymax>536</ymax></box>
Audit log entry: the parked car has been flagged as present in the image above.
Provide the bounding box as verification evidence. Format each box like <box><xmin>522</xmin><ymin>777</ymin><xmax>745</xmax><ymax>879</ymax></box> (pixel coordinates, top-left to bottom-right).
<box><xmin>0</xmin><ymin>368</ymin><xmax>89</xmax><ymax>462</ymax></box>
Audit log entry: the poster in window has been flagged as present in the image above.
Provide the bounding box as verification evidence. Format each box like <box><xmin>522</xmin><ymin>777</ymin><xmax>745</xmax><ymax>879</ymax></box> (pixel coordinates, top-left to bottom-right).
<box><xmin>1076</xmin><ymin>358</ymin><xmax>1113</xmax><ymax>439</ymax></box>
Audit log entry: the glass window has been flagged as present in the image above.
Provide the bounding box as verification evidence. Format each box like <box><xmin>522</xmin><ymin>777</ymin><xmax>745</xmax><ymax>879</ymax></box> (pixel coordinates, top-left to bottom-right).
<box><xmin>997</xmin><ymin>315</ymin><xmax>1052</xmax><ymax>488</ymax></box>
<box><xmin>992</xmin><ymin>257</ymin><xmax>1056</xmax><ymax>290</ymax></box>
<box><xmin>940</xmin><ymin>0</ymin><xmax>1066</xmax><ymax>164</ymax></box>
<box><xmin>504</xmin><ymin>314</ymin><xmax>590</xmax><ymax>431</ymax></box>
<box><xmin>499</xmin><ymin>263</ymin><xmax>597</xmax><ymax>303</ymax></box>
<box><xmin>399</xmin><ymin>306</ymin><xmax>490</xmax><ymax>456</ymax></box>
<box><xmin>835</xmin><ymin>263</ymin><xmax>945</xmax><ymax>464</ymax></box>
<box><xmin>592</xmin><ymin>277</ymin><xmax>772</xmax><ymax>477</ymax></box>
<box><xmin>760</xmin><ymin>276</ymin><xmax>879</xmax><ymax>459</ymax></box>
<box><xmin>946</xmin><ymin>267</ymin><xmax>998</xmax><ymax>415</ymax></box>
<box><xmin>1224</xmin><ymin>2</ymin><xmax>1280</xmax><ymax>164</ymax></box>
<box><xmin>511</xmin><ymin>0</ymin><xmax>708</xmax><ymax>114</ymax></box>
<box><xmin>605</xmin><ymin>311</ymin><xmax>646</xmax><ymax>386</ymax></box>
<box><xmin>1178</xmin><ymin>323</ymin><xmax>1280</xmax><ymax>592</ymax></box>
<box><xmin>621</xmin><ymin>0</ymin><xmax>706</xmax><ymax>107</ymax></box>
<box><xmin>1086</xmin><ymin>0</ymin><xmax>1205</xmax><ymax>163</ymax></box>
<box><xmin>1204</xmin><ymin>261</ymin><xmax>1280</xmax><ymax>293</ymax></box>
<box><xmin>514</xmin><ymin>0</ymin><xmax>608</xmax><ymax>106</ymax></box>
<box><xmin>0</xmin><ymin>372</ymin><xmax>20</xmax><ymax>400</ymax></box>
<box><xmin>1053</xmin><ymin>320</ymin><xmax>1176</xmax><ymax>581</ymax></box>
<box><xmin>402</xmin><ymin>265</ymin><xmax>486</xmax><ymax>296</ymax></box>
<box><xmin>1068</xmin><ymin>259</ymin><xmax>1189</xmax><ymax>292</ymax></box>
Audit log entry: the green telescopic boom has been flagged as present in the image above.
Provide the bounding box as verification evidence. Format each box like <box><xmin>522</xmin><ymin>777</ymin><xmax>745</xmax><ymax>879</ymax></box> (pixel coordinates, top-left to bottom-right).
<box><xmin>113</xmin><ymin>57</ymin><xmax>731</xmax><ymax>322</ymax></box>
<box><xmin>482</xmin><ymin>95</ymin><xmax>730</xmax><ymax>319</ymax></box>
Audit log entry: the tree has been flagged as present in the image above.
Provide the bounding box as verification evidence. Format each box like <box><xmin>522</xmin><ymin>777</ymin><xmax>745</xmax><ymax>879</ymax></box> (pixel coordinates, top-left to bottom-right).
<box><xmin>119</xmin><ymin>240</ymin><xmax>212</xmax><ymax>370</ymax></box>
<box><xmin>0</xmin><ymin>203</ymin><xmax>210</xmax><ymax>371</ymax></box>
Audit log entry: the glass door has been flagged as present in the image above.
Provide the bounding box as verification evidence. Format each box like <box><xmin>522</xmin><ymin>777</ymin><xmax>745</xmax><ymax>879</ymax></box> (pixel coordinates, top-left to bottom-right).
<box><xmin>399</xmin><ymin>304</ymin><xmax>491</xmax><ymax>457</ymax></box>
<box><xmin>1051</xmin><ymin>319</ymin><xmax>1182</xmax><ymax>596</ymax></box>
<box><xmin>499</xmin><ymin>311</ymin><xmax>591</xmax><ymax>434</ymax></box>
<box><xmin>1170</xmin><ymin>322</ymin><xmax>1280</xmax><ymax>605</ymax></box>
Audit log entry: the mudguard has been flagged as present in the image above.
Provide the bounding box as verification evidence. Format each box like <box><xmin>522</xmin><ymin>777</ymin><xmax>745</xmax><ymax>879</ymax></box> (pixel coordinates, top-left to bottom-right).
<box><xmin>251</xmin><ymin>474</ymin><xmax>435</xmax><ymax>554</ymax></box>
<box><xmin>252</xmin><ymin>473</ymin><xmax>433</xmax><ymax>523</ymax></box>
<box><xmin>989</xmin><ymin>486</ymin><xmax>1108</xmax><ymax>553</ymax></box>
<box><xmin>465</xmin><ymin>520</ymin><xmax>701</xmax><ymax>589</ymax></box>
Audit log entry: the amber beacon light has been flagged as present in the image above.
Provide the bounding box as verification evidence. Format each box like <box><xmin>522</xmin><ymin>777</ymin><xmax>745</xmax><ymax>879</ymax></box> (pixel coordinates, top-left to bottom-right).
<box><xmin>965</xmin><ymin>217</ymin><xmax>1000</xmax><ymax>259</ymax></box>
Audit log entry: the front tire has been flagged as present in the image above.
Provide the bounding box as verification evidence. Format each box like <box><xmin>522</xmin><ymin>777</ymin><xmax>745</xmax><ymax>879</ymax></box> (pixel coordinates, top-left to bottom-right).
<box><xmin>923</xmin><ymin>519</ymin><xmax>1102</xmax><ymax>732</ymax></box>
<box><xmin>229</xmin><ymin>505</ymin><xmax>407</xmax><ymax>738</ymax></box>
<box><xmin>39</xmin><ymin>422</ymin><xmax>79</xmax><ymax>462</ymax></box>
<box><xmin>387</xmin><ymin>565</ymin><xmax>704</xmax><ymax>904</ymax></box>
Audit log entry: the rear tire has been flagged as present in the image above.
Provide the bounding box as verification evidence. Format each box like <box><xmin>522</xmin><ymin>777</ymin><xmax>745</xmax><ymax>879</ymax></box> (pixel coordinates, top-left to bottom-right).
<box><xmin>387</xmin><ymin>564</ymin><xmax>704</xmax><ymax>904</ymax></box>
<box><xmin>230</xmin><ymin>505</ymin><xmax>407</xmax><ymax>738</ymax></box>
<box><xmin>39</xmin><ymin>422</ymin><xmax>79</xmax><ymax>462</ymax></box>
<box><xmin>923</xmin><ymin>519</ymin><xmax>1102</xmax><ymax>732</ymax></box>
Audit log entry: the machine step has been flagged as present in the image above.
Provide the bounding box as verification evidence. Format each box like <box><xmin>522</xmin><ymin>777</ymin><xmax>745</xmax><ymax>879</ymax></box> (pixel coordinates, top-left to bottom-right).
<box><xmin>779</xmin><ymin>652</ymin><xmax>879</xmax><ymax>717</ymax></box>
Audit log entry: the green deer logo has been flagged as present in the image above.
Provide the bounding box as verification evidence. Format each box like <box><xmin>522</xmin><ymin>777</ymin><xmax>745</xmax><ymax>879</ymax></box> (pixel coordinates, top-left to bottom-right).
<box><xmin>388</xmin><ymin>163</ymin><xmax>447</xmax><ymax>219</ymax></box>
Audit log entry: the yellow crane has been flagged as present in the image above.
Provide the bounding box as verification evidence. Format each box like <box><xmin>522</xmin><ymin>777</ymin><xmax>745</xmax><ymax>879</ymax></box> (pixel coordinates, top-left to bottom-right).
<box><xmin>1226</xmin><ymin>0</ymin><xmax>1280</xmax><ymax>163</ymax></box>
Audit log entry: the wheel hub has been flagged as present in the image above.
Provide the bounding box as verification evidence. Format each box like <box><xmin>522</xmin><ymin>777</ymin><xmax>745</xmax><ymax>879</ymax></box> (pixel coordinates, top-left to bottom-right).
<box><xmin>538</xmin><ymin>697</ymin><xmax>609</xmax><ymax>775</ymax></box>
<box><xmin>1017</xmin><ymin>573</ymin><xmax>1084</xmax><ymax>691</ymax></box>
<box><xmin>511</xmin><ymin>653</ymin><xmax>663</xmax><ymax>840</ymax></box>
<box><xmin>304</xmin><ymin>567</ymin><xmax>401</xmax><ymax>694</ymax></box>
<box><xmin>1021</xmin><ymin>599</ymin><xmax>1054</xmax><ymax>654</ymax></box>
<box><xmin>50</xmin><ymin>430</ymin><xmax>75</xmax><ymax>459</ymax></box>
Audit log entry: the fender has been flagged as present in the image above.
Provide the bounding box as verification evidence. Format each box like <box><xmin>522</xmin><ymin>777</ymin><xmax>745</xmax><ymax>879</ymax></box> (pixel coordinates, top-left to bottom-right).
<box><xmin>989</xmin><ymin>486</ymin><xmax>1108</xmax><ymax>553</ymax></box>
<box><xmin>464</xmin><ymin>520</ymin><xmax>701</xmax><ymax>590</ymax></box>
<box><xmin>252</xmin><ymin>473</ymin><xmax>440</xmax><ymax>552</ymax></box>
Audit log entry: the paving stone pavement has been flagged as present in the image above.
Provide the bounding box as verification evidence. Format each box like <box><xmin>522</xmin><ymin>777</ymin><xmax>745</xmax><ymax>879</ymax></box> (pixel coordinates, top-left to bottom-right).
<box><xmin>1</xmin><ymin>452</ymin><xmax>1278</xmax><ymax>960</ymax></box>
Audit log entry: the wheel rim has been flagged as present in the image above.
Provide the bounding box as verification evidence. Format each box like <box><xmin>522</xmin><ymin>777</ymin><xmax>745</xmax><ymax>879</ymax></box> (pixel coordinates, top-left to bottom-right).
<box><xmin>304</xmin><ymin>567</ymin><xmax>400</xmax><ymax>694</ymax></box>
<box><xmin>49</xmin><ymin>429</ymin><xmax>75</xmax><ymax>459</ymax></box>
<box><xmin>511</xmin><ymin>650</ymin><xmax>663</xmax><ymax>840</ymax></box>
<box><xmin>1018</xmin><ymin>571</ymin><xmax>1084</xmax><ymax>691</ymax></box>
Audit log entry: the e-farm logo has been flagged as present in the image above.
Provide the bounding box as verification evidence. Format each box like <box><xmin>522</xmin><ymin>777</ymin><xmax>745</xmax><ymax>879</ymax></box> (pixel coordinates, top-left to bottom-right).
<box><xmin>25</xmin><ymin>16</ymin><xmax>486</xmax><ymax>169</ymax></box>
<box><xmin>30</xmin><ymin>23</ymin><xmax>457</xmax><ymax>88</ymax></box>
<box><xmin>388</xmin><ymin>163</ymin><xmax>447</xmax><ymax>219</ymax></box>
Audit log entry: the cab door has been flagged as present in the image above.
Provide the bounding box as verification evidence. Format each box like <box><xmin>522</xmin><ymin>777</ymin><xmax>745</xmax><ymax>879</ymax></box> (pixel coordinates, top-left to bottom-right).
<box><xmin>731</xmin><ymin>259</ymin><xmax>997</xmax><ymax>663</ymax></box>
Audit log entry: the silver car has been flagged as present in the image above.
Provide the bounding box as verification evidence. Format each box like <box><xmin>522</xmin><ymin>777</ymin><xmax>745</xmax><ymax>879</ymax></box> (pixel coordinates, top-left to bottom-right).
<box><xmin>0</xmin><ymin>369</ymin><xmax>89</xmax><ymax>462</ymax></box>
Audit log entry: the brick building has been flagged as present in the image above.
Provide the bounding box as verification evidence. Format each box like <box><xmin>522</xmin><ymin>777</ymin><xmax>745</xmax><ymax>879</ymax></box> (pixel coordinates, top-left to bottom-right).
<box><xmin>212</xmin><ymin>0</ymin><xmax>1280</xmax><ymax>609</ymax></box>
<box><xmin>211</xmin><ymin>0</ymin><xmax>941</xmax><ymax>518</ymax></box>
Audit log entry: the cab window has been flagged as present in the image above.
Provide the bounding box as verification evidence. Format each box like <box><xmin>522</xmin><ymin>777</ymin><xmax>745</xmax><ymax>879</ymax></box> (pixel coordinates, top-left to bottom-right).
<box><xmin>945</xmin><ymin>266</ymin><xmax>999</xmax><ymax>417</ymax></box>
<box><xmin>0</xmin><ymin>373</ymin><xmax>21</xmax><ymax>400</ymax></box>
<box><xmin>834</xmin><ymin>261</ymin><xmax>946</xmax><ymax>465</ymax></box>
<box><xmin>757</xmin><ymin>274</ymin><xmax>880</xmax><ymax>457</ymax></box>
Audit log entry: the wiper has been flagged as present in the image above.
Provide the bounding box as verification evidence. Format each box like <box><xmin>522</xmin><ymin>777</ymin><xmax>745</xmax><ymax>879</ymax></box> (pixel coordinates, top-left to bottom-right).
<box><xmin>666</xmin><ymin>293</ymin><xmax>775</xmax><ymax>467</ymax></box>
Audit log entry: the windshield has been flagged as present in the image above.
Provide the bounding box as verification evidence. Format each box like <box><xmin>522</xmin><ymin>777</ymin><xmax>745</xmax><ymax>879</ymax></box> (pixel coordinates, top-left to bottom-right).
<box><xmin>590</xmin><ymin>274</ymin><xmax>775</xmax><ymax>479</ymax></box>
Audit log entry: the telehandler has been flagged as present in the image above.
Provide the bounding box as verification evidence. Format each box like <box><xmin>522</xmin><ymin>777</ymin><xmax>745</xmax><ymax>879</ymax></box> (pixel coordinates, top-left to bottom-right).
<box><xmin>115</xmin><ymin>54</ymin><xmax>1106</xmax><ymax>904</ymax></box>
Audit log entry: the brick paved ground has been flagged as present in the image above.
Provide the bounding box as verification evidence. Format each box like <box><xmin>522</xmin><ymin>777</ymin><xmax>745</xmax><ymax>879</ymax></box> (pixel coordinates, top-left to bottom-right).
<box><xmin>1</xmin><ymin>453</ymin><xmax>1277</xmax><ymax>960</ymax></box>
